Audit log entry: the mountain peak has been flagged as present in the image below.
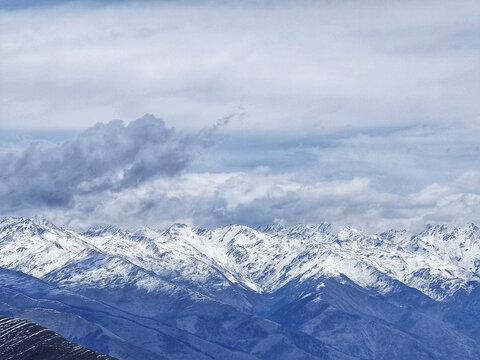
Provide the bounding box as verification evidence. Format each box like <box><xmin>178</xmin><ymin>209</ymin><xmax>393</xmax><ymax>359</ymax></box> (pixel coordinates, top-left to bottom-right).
<box><xmin>0</xmin><ymin>216</ymin><xmax>58</xmax><ymax>234</ymax></box>
<box><xmin>82</xmin><ymin>224</ymin><xmax>124</xmax><ymax>237</ymax></box>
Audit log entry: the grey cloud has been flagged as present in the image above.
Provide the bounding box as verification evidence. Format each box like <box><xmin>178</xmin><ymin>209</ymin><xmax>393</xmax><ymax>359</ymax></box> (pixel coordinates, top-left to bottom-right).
<box><xmin>0</xmin><ymin>114</ymin><xmax>216</xmax><ymax>211</ymax></box>
<box><xmin>194</xmin><ymin>112</ymin><xmax>241</xmax><ymax>147</ymax></box>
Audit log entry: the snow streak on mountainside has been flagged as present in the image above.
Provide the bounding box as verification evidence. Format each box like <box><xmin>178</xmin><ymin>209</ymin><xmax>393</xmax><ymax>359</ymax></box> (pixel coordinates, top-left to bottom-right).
<box><xmin>2</xmin><ymin>217</ymin><xmax>480</xmax><ymax>359</ymax></box>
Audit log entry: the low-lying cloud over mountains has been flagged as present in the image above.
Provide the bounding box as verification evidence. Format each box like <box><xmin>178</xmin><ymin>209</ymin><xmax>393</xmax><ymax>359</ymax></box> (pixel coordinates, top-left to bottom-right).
<box><xmin>2</xmin><ymin>114</ymin><xmax>480</xmax><ymax>231</ymax></box>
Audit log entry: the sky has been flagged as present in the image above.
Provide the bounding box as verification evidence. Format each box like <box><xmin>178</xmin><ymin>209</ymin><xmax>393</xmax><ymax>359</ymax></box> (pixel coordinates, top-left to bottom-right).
<box><xmin>0</xmin><ymin>0</ymin><xmax>480</xmax><ymax>231</ymax></box>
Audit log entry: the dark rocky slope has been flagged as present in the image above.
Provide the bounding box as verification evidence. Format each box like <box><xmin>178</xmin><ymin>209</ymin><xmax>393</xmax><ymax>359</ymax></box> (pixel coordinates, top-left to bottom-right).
<box><xmin>0</xmin><ymin>316</ymin><xmax>116</xmax><ymax>360</ymax></box>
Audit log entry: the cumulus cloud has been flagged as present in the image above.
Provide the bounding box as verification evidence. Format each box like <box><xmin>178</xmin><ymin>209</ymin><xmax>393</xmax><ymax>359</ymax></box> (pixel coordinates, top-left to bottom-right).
<box><xmin>0</xmin><ymin>114</ymin><xmax>225</xmax><ymax>211</ymax></box>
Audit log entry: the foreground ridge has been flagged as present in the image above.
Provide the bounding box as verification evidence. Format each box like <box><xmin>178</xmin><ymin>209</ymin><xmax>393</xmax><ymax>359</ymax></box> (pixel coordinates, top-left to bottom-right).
<box><xmin>0</xmin><ymin>316</ymin><xmax>116</xmax><ymax>360</ymax></box>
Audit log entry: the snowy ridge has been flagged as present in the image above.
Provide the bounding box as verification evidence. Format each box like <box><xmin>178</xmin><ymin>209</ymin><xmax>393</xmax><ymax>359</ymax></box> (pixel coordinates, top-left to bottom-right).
<box><xmin>1</xmin><ymin>217</ymin><xmax>479</xmax><ymax>300</ymax></box>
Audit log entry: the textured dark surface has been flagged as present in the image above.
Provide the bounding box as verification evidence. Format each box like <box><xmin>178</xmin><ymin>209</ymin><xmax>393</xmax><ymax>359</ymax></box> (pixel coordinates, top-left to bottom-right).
<box><xmin>0</xmin><ymin>316</ymin><xmax>116</xmax><ymax>360</ymax></box>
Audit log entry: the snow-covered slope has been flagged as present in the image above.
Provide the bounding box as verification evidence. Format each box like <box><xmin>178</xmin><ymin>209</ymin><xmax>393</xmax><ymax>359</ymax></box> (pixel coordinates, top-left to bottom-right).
<box><xmin>2</xmin><ymin>216</ymin><xmax>480</xmax><ymax>359</ymax></box>
<box><xmin>3</xmin><ymin>217</ymin><xmax>478</xmax><ymax>300</ymax></box>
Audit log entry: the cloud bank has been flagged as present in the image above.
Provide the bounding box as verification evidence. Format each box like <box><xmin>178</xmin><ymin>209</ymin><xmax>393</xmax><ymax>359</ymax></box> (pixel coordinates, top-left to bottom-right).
<box><xmin>2</xmin><ymin>114</ymin><xmax>480</xmax><ymax>232</ymax></box>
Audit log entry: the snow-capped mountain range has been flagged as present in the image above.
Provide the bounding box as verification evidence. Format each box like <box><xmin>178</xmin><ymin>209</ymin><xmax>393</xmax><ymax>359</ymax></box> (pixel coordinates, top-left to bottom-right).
<box><xmin>2</xmin><ymin>216</ymin><xmax>480</xmax><ymax>359</ymax></box>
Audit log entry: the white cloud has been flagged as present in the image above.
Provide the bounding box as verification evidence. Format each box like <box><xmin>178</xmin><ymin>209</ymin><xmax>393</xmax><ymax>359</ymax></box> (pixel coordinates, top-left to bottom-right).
<box><xmin>1</xmin><ymin>0</ymin><xmax>479</xmax><ymax>134</ymax></box>
<box><xmin>13</xmin><ymin>165</ymin><xmax>478</xmax><ymax>232</ymax></box>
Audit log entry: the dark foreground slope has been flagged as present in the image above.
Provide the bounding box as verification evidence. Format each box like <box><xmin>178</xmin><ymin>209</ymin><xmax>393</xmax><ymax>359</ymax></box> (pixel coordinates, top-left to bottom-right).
<box><xmin>0</xmin><ymin>316</ymin><xmax>116</xmax><ymax>360</ymax></box>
